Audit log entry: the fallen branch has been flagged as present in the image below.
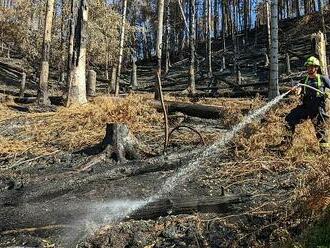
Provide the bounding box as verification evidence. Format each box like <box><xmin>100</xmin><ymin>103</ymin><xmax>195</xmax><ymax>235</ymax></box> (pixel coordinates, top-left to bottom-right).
<box><xmin>156</xmin><ymin>71</ymin><xmax>169</xmax><ymax>152</ymax></box>
<box><xmin>166</xmin><ymin>125</ymin><xmax>206</xmax><ymax>152</ymax></box>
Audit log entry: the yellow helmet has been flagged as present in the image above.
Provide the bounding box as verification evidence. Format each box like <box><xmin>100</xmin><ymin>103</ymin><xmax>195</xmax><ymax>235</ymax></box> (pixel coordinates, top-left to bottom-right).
<box><xmin>304</xmin><ymin>56</ymin><xmax>321</xmax><ymax>67</ymax></box>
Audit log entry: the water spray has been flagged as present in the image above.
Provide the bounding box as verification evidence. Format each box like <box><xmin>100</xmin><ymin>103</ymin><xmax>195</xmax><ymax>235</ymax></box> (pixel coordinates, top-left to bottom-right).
<box><xmin>73</xmin><ymin>89</ymin><xmax>297</xmax><ymax>245</ymax></box>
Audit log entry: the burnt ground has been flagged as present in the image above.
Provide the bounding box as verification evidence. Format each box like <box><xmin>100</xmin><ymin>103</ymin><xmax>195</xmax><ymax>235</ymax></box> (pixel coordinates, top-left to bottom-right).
<box><xmin>0</xmin><ymin>11</ymin><xmax>330</xmax><ymax>248</ymax></box>
<box><xmin>1</xmin><ymin>96</ymin><xmax>328</xmax><ymax>248</ymax></box>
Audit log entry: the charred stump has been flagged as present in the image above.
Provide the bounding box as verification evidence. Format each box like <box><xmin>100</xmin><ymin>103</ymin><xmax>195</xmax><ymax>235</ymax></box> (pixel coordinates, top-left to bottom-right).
<box><xmin>87</xmin><ymin>69</ymin><xmax>96</xmax><ymax>97</ymax></box>
<box><xmin>101</xmin><ymin>123</ymin><xmax>140</xmax><ymax>162</ymax></box>
<box><xmin>19</xmin><ymin>72</ymin><xmax>26</xmax><ymax>99</ymax></box>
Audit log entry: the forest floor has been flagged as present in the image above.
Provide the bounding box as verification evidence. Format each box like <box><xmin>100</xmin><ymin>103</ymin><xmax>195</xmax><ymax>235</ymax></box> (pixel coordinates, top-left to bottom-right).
<box><xmin>0</xmin><ymin>10</ymin><xmax>330</xmax><ymax>248</ymax></box>
<box><xmin>0</xmin><ymin>93</ymin><xmax>329</xmax><ymax>247</ymax></box>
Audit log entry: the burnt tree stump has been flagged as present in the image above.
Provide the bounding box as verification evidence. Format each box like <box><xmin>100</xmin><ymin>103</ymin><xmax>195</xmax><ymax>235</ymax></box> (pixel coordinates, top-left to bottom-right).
<box><xmin>87</xmin><ymin>69</ymin><xmax>97</xmax><ymax>97</ymax></box>
<box><xmin>19</xmin><ymin>72</ymin><xmax>26</xmax><ymax>99</ymax></box>
<box><xmin>101</xmin><ymin>123</ymin><xmax>140</xmax><ymax>162</ymax></box>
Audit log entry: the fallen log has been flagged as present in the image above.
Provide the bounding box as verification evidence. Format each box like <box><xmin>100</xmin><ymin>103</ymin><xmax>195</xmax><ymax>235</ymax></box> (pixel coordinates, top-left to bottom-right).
<box><xmin>0</xmin><ymin>61</ymin><xmax>24</xmax><ymax>75</ymax></box>
<box><xmin>13</xmin><ymin>96</ymin><xmax>63</xmax><ymax>105</ymax></box>
<box><xmin>168</xmin><ymin>87</ymin><xmax>292</xmax><ymax>98</ymax></box>
<box><xmin>286</xmin><ymin>49</ymin><xmax>307</xmax><ymax>59</ymax></box>
<box><xmin>152</xmin><ymin>100</ymin><xmax>226</xmax><ymax>119</ymax></box>
<box><xmin>129</xmin><ymin>194</ymin><xmax>251</xmax><ymax>220</ymax></box>
<box><xmin>214</xmin><ymin>77</ymin><xmax>246</xmax><ymax>92</ymax></box>
<box><xmin>0</xmin><ymin>194</ymin><xmax>251</xmax><ymax>232</ymax></box>
<box><xmin>0</xmin><ymin>89</ymin><xmax>34</xmax><ymax>98</ymax></box>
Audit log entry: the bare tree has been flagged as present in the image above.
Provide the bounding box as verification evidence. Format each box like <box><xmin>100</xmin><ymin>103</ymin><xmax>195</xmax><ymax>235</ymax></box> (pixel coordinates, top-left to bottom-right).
<box><xmin>131</xmin><ymin>34</ymin><xmax>138</xmax><ymax>88</ymax></box>
<box><xmin>38</xmin><ymin>0</ymin><xmax>55</xmax><ymax>105</ymax></box>
<box><xmin>232</xmin><ymin>0</ymin><xmax>238</xmax><ymax>74</ymax></box>
<box><xmin>66</xmin><ymin>0</ymin><xmax>88</xmax><ymax>106</ymax></box>
<box><xmin>165</xmin><ymin>0</ymin><xmax>171</xmax><ymax>74</ymax></box>
<box><xmin>189</xmin><ymin>0</ymin><xmax>196</xmax><ymax>94</ymax></box>
<box><xmin>115</xmin><ymin>0</ymin><xmax>128</xmax><ymax>96</ymax></box>
<box><xmin>269</xmin><ymin>0</ymin><xmax>280</xmax><ymax>99</ymax></box>
<box><xmin>295</xmin><ymin>0</ymin><xmax>300</xmax><ymax>16</ymax></box>
<box><xmin>155</xmin><ymin>0</ymin><xmax>169</xmax><ymax>150</ymax></box>
<box><xmin>221</xmin><ymin>0</ymin><xmax>227</xmax><ymax>71</ymax></box>
<box><xmin>206</xmin><ymin>0</ymin><xmax>212</xmax><ymax>83</ymax></box>
<box><xmin>243</xmin><ymin>0</ymin><xmax>249</xmax><ymax>38</ymax></box>
<box><xmin>265</xmin><ymin>0</ymin><xmax>271</xmax><ymax>67</ymax></box>
<box><xmin>214</xmin><ymin>0</ymin><xmax>219</xmax><ymax>38</ymax></box>
<box><xmin>155</xmin><ymin>0</ymin><xmax>165</xmax><ymax>100</ymax></box>
<box><xmin>60</xmin><ymin>0</ymin><xmax>67</xmax><ymax>84</ymax></box>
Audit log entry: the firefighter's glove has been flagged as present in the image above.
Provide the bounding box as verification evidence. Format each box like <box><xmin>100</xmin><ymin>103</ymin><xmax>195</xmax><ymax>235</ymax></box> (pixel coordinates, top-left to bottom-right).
<box><xmin>325</xmin><ymin>91</ymin><xmax>330</xmax><ymax>99</ymax></box>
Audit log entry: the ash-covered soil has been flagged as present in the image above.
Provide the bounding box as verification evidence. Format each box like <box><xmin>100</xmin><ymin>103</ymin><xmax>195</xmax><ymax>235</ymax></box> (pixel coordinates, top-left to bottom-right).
<box><xmin>1</xmin><ymin>96</ymin><xmax>328</xmax><ymax>248</ymax></box>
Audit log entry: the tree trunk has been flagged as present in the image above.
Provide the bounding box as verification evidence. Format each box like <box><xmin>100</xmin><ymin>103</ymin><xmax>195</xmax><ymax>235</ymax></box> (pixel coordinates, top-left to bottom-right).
<box><xmin>155</xmin><ymin>0</ymin><xmax>169</xmax><ymax>151</ymax></box>
<box><xmin>105</xmin><ymin>42</ymin><xmax>110</xmax><ymax>80</ymax></box>
<box><xmin>244</xmin><ymin>0</ymin><xmax>249</xmax><ymax>38</ymax></box>
<box><xmin>142</xmin><ymin>25</ymin><xmax>149</xmax><ymax>60</ymax></box>
<box><xmin>131</xmin><ymin>48</ymin><xmax>138</xmax><ymax>89</ymax></box>
<box><xmin>189</xmin><ymin>0</ymin><xmax>196</xmax><ymax>94</ymax></box>
<box><xmin>295</xmin><ymin>0</ymin><xmax>300</xmax><ymax>16</ymax></box>
<box><xmin>266</xmin><ymin>0</ymin><xmax>271</xmax><ymax>54</ymax></box>
<box><xmin>285</xmin><ymin>0</ymin><xmax>289</xmax><ymax>18</ymax></box>
<box><xmin>206</xmin><ymin>0</ymin><xmax>213</xmax><ymax>84</ymax></box>
<box><xmin>87</xmin><ymin>70</ymin><xmax>96</xmax><ymax>97</ymax></box>
<box><xmin>286</xmin><ymin>53</ymin><xmax>291</xmax><ymax>74</ymax></box>
<box><xmin>311</xmin><ymin>31</ymin><xmax>328</xmax><ymax>76</ymax></box>
<box><xmin>155</xmin><ymin>0</ymin><xmax>165</xmax><ymax>100</ymax></box>
<box><xmin>236</xmin><ymin>68</ymin><xmax>242</xmax><ymax>85</ymax></box>
<box><xmin>110</xmin><ymin>66</ymin><xmax>117</xmax><ymax>94</ymax></box>
<box><xmin>177</xmin><ymin>0</ymin><xmax>189</xmax><ymax>53</ymax></box>
<box><xmin>324</xmin><ymin>91</ymin><xmax>330</xmax><ymax>151</ymax></box>
<box><xmin>101</xmin><ymin>123</ymin><xmax>140</xmax><ymax>162</ymax></box>
<box><xmin>165</xmin><ymin>0</ymin><xmax>171</xmax><ymax>74</ymax></box>
<box><xmin>60</xmin><ymin>0</ymin><xmax>67</xmax><ymax>84</ymax></box>
<box><xmin>202</xmin><ymin>0</ymin><xmax>206</xmax><ymax>42</ymax></box>
<box><xmin>115</xmin><ymin>0</ymin><xmax>128</xmax><ymax>96</ymax></box>
<box><xmin>269</xmin><ymin>0</ymin><xmax>280</xmax><ymax>99</ymax></box>
<box><xmin>66</xmin><ymin>0</ymin><xmax>88</xmax><ymax>106</ymax></box>
<box><xmin>232</xmin><ymin>0</ymin><xmax>238</xmax><ymax>74</ymax></box>
<box><xmin>319</xmin><ymin>0</ymin><xmax>327</xmax><ymax>43</ymax></box>
<box><xmin>214</xmin><ymin>0</ymin><xmax>219</xmax><ymax>39</ymax></box>
<box><xmin>38</xmin><ymin>0</ymin><xmax>55</xmax><ymax>105</ymax></box>
<box><xmin>19</xmin><ymin>72</ymin><xmax>26</xmax><ymax>99</ymax></box>
<box><xmin>221</xmin><ymin>0</ymin><xmax>226</xmax><ymax>71</ymax></box>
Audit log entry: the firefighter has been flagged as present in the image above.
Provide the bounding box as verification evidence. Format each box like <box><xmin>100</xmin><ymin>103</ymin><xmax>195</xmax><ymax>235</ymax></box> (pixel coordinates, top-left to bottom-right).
<box><xmin>278</xmin><ymin>56</ymin><xmax>330</xmax><ymax>152</ymax></box>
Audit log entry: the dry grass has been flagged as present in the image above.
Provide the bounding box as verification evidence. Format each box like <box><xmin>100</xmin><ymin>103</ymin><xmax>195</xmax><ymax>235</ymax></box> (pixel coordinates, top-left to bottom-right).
<box><xmin>0</xmin><ymin>94</ymin><xmax>163</xmax><ymax>156</ymax></box>
<box><xmin>0</xmin><ymin>94</ymin><xmax>264</xmax><ymax>157</ymax></box>
<box><xmin>0</xmin><ymin>94</ymin><xmax>328</xmax><ymax>211</ymax></box>
<box><xmin>0</xmin><ymin>96</ymin><xmax>19</xmax><ymax>121</ymax></box>
<box><xmin>230</xmin><ymin>96</ymin><xmax>330</xmax><ymax>219</ymax></box>
<box><xmin>1</xmin><ymin>93</ymin><xmax>329</xmax><ymax>245</ymax></box>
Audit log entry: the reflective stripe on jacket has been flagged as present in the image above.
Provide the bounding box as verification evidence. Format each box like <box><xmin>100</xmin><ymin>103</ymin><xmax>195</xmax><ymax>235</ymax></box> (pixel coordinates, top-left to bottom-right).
<box><xmin>303</xmin><ymin>74</ymin><xmax>324</xmax><ymax>97</ymax></box>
